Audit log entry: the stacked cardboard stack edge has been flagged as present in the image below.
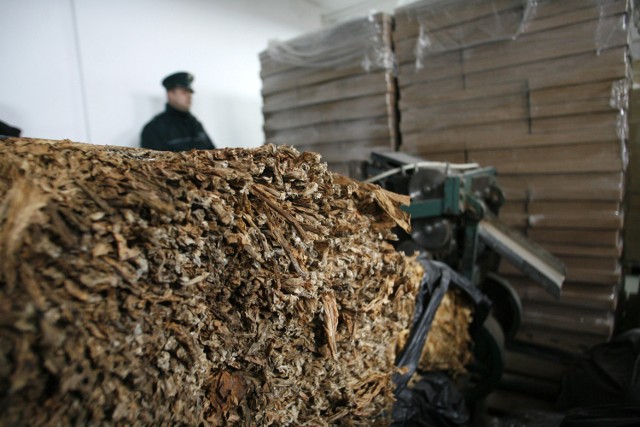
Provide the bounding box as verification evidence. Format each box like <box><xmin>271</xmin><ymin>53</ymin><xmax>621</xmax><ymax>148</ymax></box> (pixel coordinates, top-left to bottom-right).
<box><xmin>394</xmin><ymin>0</ymin><xmax>630</xmax><ymax>358</ymax></box>
<box><xmin>261</xmin><ymin>14</ymin><xmax>398</xmax><ymax>179</ymax></box>
<box><xmin>624</xmin><ymin>80</ymin><xmax>640</xmax><ymax>266</ymax></box>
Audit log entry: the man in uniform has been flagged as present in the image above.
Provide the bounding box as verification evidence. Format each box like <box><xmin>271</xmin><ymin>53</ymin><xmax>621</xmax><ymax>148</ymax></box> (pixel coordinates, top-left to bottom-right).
<box><xmin>141</xmin><ymin>71</ymin><xmax>215</xmax><ymax>151</ymax></box>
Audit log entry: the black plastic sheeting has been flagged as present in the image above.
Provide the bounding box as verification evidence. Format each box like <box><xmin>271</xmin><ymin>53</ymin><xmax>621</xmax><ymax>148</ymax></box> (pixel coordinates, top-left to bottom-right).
<box><xmin>391</xmin><ymin>258</ymin><xmax>491</xmax><ymax>426</ymax></box>
<box><xmin>557</xmin><ymin>329</ymin><xmax>640</xmax><ymax>409</ymax></box>
<box><xmin>392</xmin><ymin>372</ymin><xmax>469</xmax><ymax>427</ymax></box>
<box><xmin>390</xmin><ymin>259</ymin><xmax>640</xmax><ymax>427</ymax></box>
<box><xmin>393</xmin><ymin>259</ymin><xmax>490</xmax><ymax>392</ymax></box>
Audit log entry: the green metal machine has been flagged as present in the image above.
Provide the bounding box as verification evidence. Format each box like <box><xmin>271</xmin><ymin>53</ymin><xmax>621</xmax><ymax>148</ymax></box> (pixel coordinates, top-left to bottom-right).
<box><xmin>405</xmin><ymin>165</ymin><xmax>503</xmax><ymax>284</ymax></box>
<box><xmin>367</xmin><ymin>151</ymin><xmax>563</xmax><ymax>298</ymax></box>
<box><xmin>367</xmin><ymin>151</ymin><xmax>565</xmax><ymax>400</ymax></box>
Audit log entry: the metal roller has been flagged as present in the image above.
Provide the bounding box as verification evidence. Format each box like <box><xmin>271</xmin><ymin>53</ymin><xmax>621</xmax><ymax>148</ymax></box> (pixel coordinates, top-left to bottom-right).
<box><xmin>411</xmin><ymin>217</ymin><xmax>453</xmax><ymax>252</ymax></box>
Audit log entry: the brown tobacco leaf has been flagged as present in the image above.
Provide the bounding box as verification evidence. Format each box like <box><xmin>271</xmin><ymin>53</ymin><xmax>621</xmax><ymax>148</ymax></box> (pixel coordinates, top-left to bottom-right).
<box><xmin>420</xmin><ymin>290</ymin><xmax>473</xmax><ymax>375</ymax></box>
<box><xmin>332</xmin><ymin>174</ymin><xmax>412</xmax><ymax>233</ymax></box>
<box><xmin>0</xmin><ymin>177</ymin><xmax>49</xmax><ymax>289</ymax></box>
<box><xmin>206</xmin><ymin>370</ymin><xmax>248</xmax><ymax>422</ymax></box>
<box><xmin>322</xmin><ymin>292</ymin><xmax>339</xmax><ymax>360</ymax></box>
<box><xmin>370</xmin><ymin>187</ymin><xmax>411</xmax><ymax>233</ymax></box>
<box><xmin>0</xmin><ymin>138</ymin><xmax>472</xmax><ymax>426</ymax></box>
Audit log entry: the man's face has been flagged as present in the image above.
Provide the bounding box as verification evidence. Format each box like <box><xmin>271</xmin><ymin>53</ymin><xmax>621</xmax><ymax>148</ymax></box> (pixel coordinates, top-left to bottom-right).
<box><xmin>167</xmin><ymin>87</ymin><xmax>193</xmax><ymax>112</ymax></box>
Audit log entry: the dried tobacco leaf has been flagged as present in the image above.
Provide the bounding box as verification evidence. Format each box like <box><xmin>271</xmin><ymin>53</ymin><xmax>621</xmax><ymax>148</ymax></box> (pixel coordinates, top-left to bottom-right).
<box><xmin>420</xmin><ymin>290</ymin><xmax>474</xmax><ymax>374</ymax></box>
<box><xmin>0</xmin><ymin>138</ymin><xmax>471</xmax><ymax>426</ymax></box>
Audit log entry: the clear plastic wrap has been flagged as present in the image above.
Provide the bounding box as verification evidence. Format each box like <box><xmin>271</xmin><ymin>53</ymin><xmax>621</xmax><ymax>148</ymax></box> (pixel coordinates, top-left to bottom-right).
<box><xmin>393</xmin><ymin>0</ymin><xmax>632</xmax><ymax>357</ymax></box>
<box><xmin>395</xmin><ymin>0</ymin><xmax>628</xmax><ymax>69</ymax></box>
<box><xmin>403</xmin><ymin>0</ymin><xmax>538</xmax><ymax>69</ymax></box>
<box><xmin>395</xmin><ymin>0</ymin><xmax>631</xmax><ymax>195</ymax></box>
<box><xmin>395</xmin><ymin>0</ymin><xmax>631</xmax><ymax>143</ymax></box>
<box><xmin>261</xmin><ymin>13</ymin><xmax>398</xmax><ymax>179</ymax></box>
<box><xmin>265</xmin><ymin>13</ymin><xmax>395</xmax><ymax>72</ymax></box>
<box><xmin>596</xmin><ymin>9</ymin><xmax>629</xmax><ymax>53</ymax></box>
<box><xmin>612</xmin><ymin>78</ymin><xmax>631</xmax><ymax>160</ymax></box>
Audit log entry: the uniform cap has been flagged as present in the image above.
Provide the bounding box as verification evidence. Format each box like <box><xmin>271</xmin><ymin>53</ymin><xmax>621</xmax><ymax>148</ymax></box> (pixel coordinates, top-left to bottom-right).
<box><xmin>162</xmin><ymin>71</ymin><xmax>194</xmax><ymax>92</ymax></box>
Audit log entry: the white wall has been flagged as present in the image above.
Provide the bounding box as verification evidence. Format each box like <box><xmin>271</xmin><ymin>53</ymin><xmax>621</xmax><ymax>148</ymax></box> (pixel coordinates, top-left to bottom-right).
<box><xmin>0</xmin><ymin>0</ymin><xmax>87</xmax><ymax>141</ymax></box>
<box><xmin>0</xmin><ymin>0</ymin><xmax>323</xmax><ymax>148</ymax></box>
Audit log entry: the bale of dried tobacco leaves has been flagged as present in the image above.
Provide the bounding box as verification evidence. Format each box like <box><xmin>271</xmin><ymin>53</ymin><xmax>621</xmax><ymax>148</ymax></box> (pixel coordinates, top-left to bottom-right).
<box><xmin>0</xmin><ymin>138</ymin><xmax>471</xmax><ymax>426</ymax></box>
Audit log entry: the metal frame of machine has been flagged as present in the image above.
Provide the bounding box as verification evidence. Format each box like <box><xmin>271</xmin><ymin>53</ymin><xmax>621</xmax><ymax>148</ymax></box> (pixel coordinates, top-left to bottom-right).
<box><xmin>367</xmin><ymin>151</ymin><xmax>566</xmax><ymax>400</ymax></box>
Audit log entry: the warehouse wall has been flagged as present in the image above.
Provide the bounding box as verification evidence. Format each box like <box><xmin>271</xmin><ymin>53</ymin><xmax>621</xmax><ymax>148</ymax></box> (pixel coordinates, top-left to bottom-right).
<box><xmin>0</xmin><ymin>0</ymin><xmax>323</xmax><ymax>148</ymax></box>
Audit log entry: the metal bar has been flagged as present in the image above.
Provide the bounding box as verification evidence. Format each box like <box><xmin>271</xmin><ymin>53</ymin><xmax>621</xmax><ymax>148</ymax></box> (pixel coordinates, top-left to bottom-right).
<box><xmin>478</xmin><ymin>212</ymin><xmax>565</xmax><ymax>298</ymax></box>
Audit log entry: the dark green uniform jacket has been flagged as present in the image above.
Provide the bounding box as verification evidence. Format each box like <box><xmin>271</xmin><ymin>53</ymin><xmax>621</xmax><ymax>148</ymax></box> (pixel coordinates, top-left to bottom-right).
<box><xmin>141</xmin><ymin>104</ymin><xmax>215</xmax><ymax>151</ymax></box>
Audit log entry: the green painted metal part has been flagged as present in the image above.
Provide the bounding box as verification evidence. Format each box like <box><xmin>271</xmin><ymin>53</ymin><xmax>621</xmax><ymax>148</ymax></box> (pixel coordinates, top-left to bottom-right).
<box><xmin>401</xmin><ymin>176</ymin><xmax>462</xmax><ymax>218</ymax></box>
<box><xmin>443</xmin><ymin>176</ymin><xmax>461</xmax><ymax>214</ymax></box>
<box><xmin>401</xmin><ymin>167</ymin><xmax>498</xmax><ymax>283</ymax></box>
<box><xmin>461</xmin><ymin>221</ymin><xmax>480</xmax><ymax>283</ymax></box>
<box><xmin>401</xmin><ymin>199</ymin><xmax>442</xmax><ymax>217</ymax></box>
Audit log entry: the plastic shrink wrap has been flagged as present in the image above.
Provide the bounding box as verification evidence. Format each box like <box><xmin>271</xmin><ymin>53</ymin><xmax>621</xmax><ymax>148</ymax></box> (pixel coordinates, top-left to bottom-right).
<box><xmin>393</xmin><ymin>0</ymin><xmax>632</xmax><ymax>414</ymax></box>
<box><xmin>394</xmin><ymin>0</ymin><xmax>631</xmax><ymax>353</ymax></box>
<box><xmin>261</xmin><ymin>13</ymin><xmax>398</xmax><ymax>179</ymax></box>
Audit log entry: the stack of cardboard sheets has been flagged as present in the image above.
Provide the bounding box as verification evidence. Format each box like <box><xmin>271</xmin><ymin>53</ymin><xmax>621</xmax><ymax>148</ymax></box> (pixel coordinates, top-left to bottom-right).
<box><xmin>261</xmin><ymin>14</ymin><xmax>398</xmax><ymax>179</ymax></box>
<box><xmin>394</xmin><ymin>0</ymin><xmax>630</xmax><ymax>354</ymax></box>
<box><xmin>624</xmin><ymin>85</ymin><xmax>640</xmax><ymax>266</ymax></box>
